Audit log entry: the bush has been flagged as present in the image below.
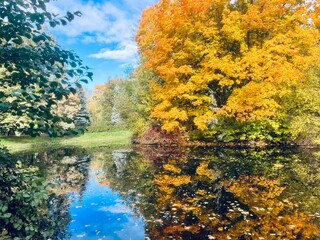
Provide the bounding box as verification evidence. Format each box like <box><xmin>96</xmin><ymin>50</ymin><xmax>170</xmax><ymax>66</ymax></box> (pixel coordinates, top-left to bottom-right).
<box><xmin>0</xmin><ymin>147</ymin><xmax>70</xmax><ymax>239</ymax></box>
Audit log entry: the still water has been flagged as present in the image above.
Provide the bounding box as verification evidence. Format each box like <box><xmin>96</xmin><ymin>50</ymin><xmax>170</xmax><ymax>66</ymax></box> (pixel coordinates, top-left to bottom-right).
<box><xmin>0</xmin><ymin>146</ymin><xmax>320</xmax><ymax>239</ymax></box>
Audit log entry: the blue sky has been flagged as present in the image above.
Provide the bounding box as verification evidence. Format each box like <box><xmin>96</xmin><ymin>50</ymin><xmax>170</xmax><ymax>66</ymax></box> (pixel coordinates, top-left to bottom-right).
<box><xmin>47</xmin><ymin>0</ymin><xmax>158</xmax><ymax>91</ymax></box>
<box><xmin>68</xmin><ymin>173</ymin><xmax>145</xmax><ymax>240</ymax></box>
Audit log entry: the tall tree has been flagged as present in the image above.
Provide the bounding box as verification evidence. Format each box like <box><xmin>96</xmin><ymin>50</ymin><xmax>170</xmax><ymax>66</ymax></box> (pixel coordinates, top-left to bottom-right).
<box><xmin>116</xmin><ymin>66</ymin><xmax>154</xmax><ymax>134</ymax></box>
<box><xmin>88</xmin><ymin>84</ymin><xmax>108</xmax><ymax>129</ymax></box>
<box><xmin>0</xmin><ymin>0</ymin><xmax>92</xmax><ymax>136</ymax></box>
<box><xmin>282</xmin><ymin>64</ymin><xmax>320</xmax><ymax>142</ymax></box>
<box><xmin>88</xmin><ymin>79</ymin><xmax>124</xmax><ymax>131</ymax></box>
<box><xmin>137</xmin><ymin>0</ymin><xmax>320</xmax><ymax>132</ymax></box>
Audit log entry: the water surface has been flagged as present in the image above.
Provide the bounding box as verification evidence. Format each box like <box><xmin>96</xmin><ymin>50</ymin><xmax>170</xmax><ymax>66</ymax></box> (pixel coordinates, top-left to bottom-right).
<box><xmin>1</xmin><ymin>146</ymin><xmax>320</xmax><ymax>239</ymax></box>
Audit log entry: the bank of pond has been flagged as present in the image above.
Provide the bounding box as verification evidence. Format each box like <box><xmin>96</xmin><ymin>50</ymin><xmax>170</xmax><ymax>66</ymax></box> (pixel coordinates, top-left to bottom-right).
<box><xmin>0</xmin><ymin>145</ymin><xmax>320</xmax><ymax>239</ymax></box>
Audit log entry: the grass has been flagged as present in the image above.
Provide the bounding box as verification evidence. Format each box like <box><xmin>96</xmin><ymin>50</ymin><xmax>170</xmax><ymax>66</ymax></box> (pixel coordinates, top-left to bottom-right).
<box><xmin>0</xmin><ymin>130</ymin><xmax>132</xmax><ymax>152</ymax></box>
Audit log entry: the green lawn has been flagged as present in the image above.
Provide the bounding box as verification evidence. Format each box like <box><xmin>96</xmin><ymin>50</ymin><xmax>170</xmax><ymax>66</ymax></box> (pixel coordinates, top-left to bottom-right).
<box><xmin>0</xmin><ymin>130</ymin><xmax>132</xmax><ymax>152</ymax></box>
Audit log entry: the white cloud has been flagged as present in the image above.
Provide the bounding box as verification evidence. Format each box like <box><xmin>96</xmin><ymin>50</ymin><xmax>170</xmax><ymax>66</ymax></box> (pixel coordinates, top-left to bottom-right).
<box><xmin>89</xmin><ymin>42</ymin><xmax>137</xmax><ymax>62</ymax></box>
<box><xmin>122</xmin><ymin>0</ymin><xmax>157</xmax><ymax>12</ymax></box>
<box><xmin>98</xmin><ymin>203</ymin><xmax>131</xmax><ymax>214</ymax></box>
<box><xmin>48</xmin><ymin>0</ymin><xmax>133</xmax><ymax>42</ymax></box>
<box><xmin>47</xmin><ymin>0</ymin><xmax>155</xmax><ymax>62</ymax></box>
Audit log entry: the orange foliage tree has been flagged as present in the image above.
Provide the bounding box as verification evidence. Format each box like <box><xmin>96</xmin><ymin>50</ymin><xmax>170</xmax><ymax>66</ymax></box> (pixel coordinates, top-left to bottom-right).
<box><xmin>150</xmin><ymin>159</ymin><xmax>319</xmax><ymax>239</ymax></box>
<box><xmin>136</xmin><ymin>0</ymin><xmax>320</xmax><ymax>132</ymax></box>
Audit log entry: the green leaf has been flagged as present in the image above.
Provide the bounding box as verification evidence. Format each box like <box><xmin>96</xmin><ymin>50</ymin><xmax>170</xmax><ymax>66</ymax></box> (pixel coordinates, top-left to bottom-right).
<box><xmin>12</xmin><ymin>37</ymin><xmax>23</xmax><ymax>44</ymax></box>
<box><xmin>50</xmin><ymin>81</ymin><xmax>60</xmax><ymax>87</ymax></box>
<box><xmin>0</xmin><ymin>103</ymin><xmax>10</xmax><ymax>111</ymax></box>
<box><xmin>76</xmin><ymin>69</ymin><xmax>84</xmax><ymax>74</ymax></box>
<box><xmin>55</xmin><ymin>73</ymin><xmax>62</xmax><ymax>78</ymax></box>
<box><xmin>87</xmin><ymin>72</ymin><xmax>93</xmax><ymax>80</ymax></box>
<box><xmin>13</xmin><ymin>222</ymin><xmax>22</xmax><ymax>229</ymax></box>
<box><xmin>38</xmin><ymin>1</ymin><xmax>46</xmax><ymax>11</ymax></box>
<box><xmin>49</xmin><ymin>21</ymin><xmax>56</xmax><ymax>28</ymax></box>
<box><xmin>3</xmin><ymin>213</ymin><xmax>12</xmax><ymax>218</ymax></box>
<box><xmin>33</xmin><ymin>34</ymin><xmax>46</xmax><ymax>42</ymax></box>
<box><xmin>66</xmin><ymin>11</ymin><xmax>74</xmax><ymax>21</ymax></box>
<box><xmin>1</xmin><ymin>205</ymin><xmax>8</xmax><ymax>212</ymax></box>
<box><xmin>74</xmin><ymin>11</ymin><xmax>82</xmax><ymax>17</ymax></box>
<box><xmin>60</xmin><ymin>19</ymin><xmax>67</xmax><ymax>25</ymax></box>
<box><xmin>69</xmin><ymin>87</ymin><xmax>77</xmax><ymax>94</ymax></box>
<box><xmin>75</xmin><ymin>82</ymin><xmax>82</xmax><ymax>89</ymax></box>
<box><xmin>70</xmin><ymin>61</ymin><xmax>77</xmax><ymax>68</ymax></box>
<box><xmin>80</xmin><ymin>79</ymin><xmax>88</xmax><ymax>84</ymax></box>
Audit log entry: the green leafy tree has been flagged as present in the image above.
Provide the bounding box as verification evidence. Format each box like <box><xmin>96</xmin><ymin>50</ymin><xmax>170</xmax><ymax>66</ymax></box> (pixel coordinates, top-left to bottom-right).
<box><xmin>0</xmin><ymin>0</ymin><xmax>92</xmax><ymax>136</ymax></box>
<box><xmin>87</xmin><ymin>85</ymin><xmax>109</xmax><ymax>131</ymax></box>
<box><xmin>116</xmin><ymin>66</ymin><xmax>154</xmax><ymax>135</ymax></box>
<box><xmin>88</xmin><ymin>79</ymin><xmax>123</xmax><ymax>132</ymax></box>
<box><xmin>281</xmin><ymin>65</ymin><xmax>320</xmax><ymax>143</ymax></box>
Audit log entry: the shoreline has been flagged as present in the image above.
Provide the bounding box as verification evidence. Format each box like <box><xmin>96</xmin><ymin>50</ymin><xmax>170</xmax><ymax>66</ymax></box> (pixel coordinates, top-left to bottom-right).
<box><xmin>133</xmin><ymin>139</ymin><xmax>320</xmax><ymax>149</ymax></box>
<box><xmin>0</xmin><ymin>130</ymin><xmax>132</xmax><ymax>152</ymax></box>
<box><xmin>1</xmin><ymin>130</ymin><xmax>319</xmax><ymax>153</ymax></box>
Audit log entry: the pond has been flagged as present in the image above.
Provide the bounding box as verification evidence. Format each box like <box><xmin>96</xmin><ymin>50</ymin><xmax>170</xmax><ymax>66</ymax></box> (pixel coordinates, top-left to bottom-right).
<box><xmin>0</xmin><ymin>145</ymin><xmax>320</xmax><ymax>239</ymax></box>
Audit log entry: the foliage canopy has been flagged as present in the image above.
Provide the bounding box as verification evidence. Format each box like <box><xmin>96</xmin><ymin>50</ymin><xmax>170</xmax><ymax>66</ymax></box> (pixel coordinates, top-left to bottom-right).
<box><xmin>0</xmin><ymin>0</ymin><xmax>92</xmax><ymax>136</ymax></box>
<box><xmin>137</xmin><ymin>0</ymin><xmax>320</xmax><ymax>134</ymax></box>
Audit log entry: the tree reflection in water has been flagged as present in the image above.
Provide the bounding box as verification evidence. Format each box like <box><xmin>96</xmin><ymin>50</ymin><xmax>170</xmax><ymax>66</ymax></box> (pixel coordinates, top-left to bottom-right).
<box><xmin>1</xmin><ymin>145</ymin><xmax>320</xmax><ymax>239</ymax></box>
<box><xmin>0</xmin><ymin>147</ymin><xmax>91</xmax><ymax>239</ymax></box>
<box><xmin>98</xmin><ymin>146</ymin><xmax>320</xmax><ymax>239</ymax></box>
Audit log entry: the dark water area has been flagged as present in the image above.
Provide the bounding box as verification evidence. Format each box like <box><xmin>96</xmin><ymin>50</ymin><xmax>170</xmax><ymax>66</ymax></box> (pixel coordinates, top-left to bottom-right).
<box><xmin>1</xmin><ymin>145</ymin><xmax>320</xmax><ymax>239</ymax></box>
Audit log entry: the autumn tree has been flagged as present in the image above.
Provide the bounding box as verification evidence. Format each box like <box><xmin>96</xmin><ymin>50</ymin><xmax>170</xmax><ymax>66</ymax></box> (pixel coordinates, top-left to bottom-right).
<box><xmin>148</xmin><ymin>156</ymin><xmax>319</xmax><ymax>239</ymax></box>
<box><xmin>280</xmin><ymin>62</ymin><xmax>320</xmax><ymax>143</ymax></box>
<box><xmin>0</xmin><ymin>0</ymin><xmax>92</xmax><ymax>136</ymax></box>
<box><xmin>52</xmin><ymin>93</ymin><xmax>81</xmax><ymax>130</ymax></box>
<box><xmin>136</xmin><ymin>0</ymin><xmax>320</xmax><ymax>134</ymax></box>
<box><xmin>89</xmin><ymin>69</ymin><xmax>154</xmax><ymax>134</ymax></box>
<box><xmin>88</xmin><ymin>84</ymin><xmax>106</xmax><ymax>129</ymax></box>
<box><xmin>88</xmin><ymin>84</ymin><xmax>113</xmax><ymax>131</ymax></box>
<box><xmin>88</xmin><ymin>79</ymin><xmax>125</xmax><ymax>131</ymax></box>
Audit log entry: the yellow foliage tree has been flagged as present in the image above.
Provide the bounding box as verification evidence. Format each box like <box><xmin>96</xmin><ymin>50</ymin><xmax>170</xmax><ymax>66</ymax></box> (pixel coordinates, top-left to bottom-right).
<box><xmin>150</xmin><ymin>159</ymin><xmax>319</xmax><ymax>239</ymax></box>
<box><xmin>137</xmin><ymin>0</ymin><xmax>320</xmax><ymax>132</ymax></box>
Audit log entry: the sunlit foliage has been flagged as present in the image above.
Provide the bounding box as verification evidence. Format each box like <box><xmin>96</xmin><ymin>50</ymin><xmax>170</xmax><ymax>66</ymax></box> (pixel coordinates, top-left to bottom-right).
<box><xmin>281</xmin><ymin>64</ymin><xmax>320</xmax><ymax>142</ymax></box>
<box><xmin>0</xmin><ymin>0</ymin><xmax>92</xmax><ymax>136</ymax></box>
<box><xmin>88</xmin><ymin>78</ymin><xmax>131</xmax><ymax>131</ymax></box>
<box><xmin>88</xmin><ymin>69</ymin><xmax>154</xmax><ymax>135</ymax></box>
<box><xmin>137</xmin><ymin>0</ymin><xmax>320</xmax><ymax>136</ymax></box>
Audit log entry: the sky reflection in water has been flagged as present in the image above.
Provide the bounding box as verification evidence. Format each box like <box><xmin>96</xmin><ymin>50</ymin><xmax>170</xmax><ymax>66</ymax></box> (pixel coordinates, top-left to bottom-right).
<box><xmin>1</xmin><ymin>146</ymin><xmax>320</xmax><ymax>239</ymax></box>
<box><xmin>68</xmin><ymin>171</ymin><xmax>145</xmax><ymax>240</ymax></box>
